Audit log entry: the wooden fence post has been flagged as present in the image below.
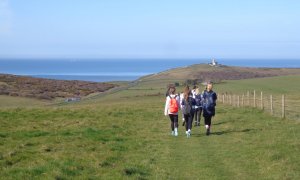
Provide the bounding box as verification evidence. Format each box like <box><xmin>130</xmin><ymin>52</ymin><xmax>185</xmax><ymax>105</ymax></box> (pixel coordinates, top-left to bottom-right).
<box><xmin>242</xmin><ymin>94</ymin><xmax>244</xmax><ymax>107</ymax></box>
<box><xmin>270</xmin><ymin>95</ymin><xmax>273</xmax><ymax>115</ymax></box>
<box><xmin>230</xmin><ymin>95</ymin><xmax>232</xmax><ymax>105</ymax></box>
<box><xmin>233</xmin><ymin>95</ymin><xmax>235</xmax><ymax>106</ymax></box>
<box><xmin>247</xmin><ymin>91</ymin><xmax>250</xmax><ymax>106</ymax></box>
<box><xmin>237</xmin><ymin>95</ymin><xmax>240</xmax><ymax>107</ymax></box>
<box><xmin>260</xmin><ymin>91</ymin><xmax>263</xmax><ymax>110</ymax></box>
<box><xmin>282</xmin><ymin>94</ymin><xmax>285</xmax><ymax>119</ymax></box>
<box><xmin>254</xmin><ymin>90</ymin><xmax>256</xmax><ymax>108</ymax></box>
<box><xmin>222</xmin><ymin>94</ymin><xmax>225</xmax><ymax>104</ymax></box>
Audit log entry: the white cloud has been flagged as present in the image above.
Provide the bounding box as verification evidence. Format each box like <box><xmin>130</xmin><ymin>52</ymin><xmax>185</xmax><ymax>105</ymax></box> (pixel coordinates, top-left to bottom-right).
<box><xmin>0</xmin><ymin>0</ymin><xmax>12</xmax><ymax>35</ymax></box>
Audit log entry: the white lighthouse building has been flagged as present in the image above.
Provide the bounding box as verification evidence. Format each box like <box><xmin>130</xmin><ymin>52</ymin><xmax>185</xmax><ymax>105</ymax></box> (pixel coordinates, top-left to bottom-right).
<box><xmin>209</xmin><ymin>59</ymin><xmax>218</xmax><ymax>67</ymax></box>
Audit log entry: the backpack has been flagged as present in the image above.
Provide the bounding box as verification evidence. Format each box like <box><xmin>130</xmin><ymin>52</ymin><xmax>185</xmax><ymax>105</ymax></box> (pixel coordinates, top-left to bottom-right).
<box><xmin>169</xmin><ymin>95</ymin><xmax>179</xmax><ymax>113</ymax></box>
<box><xmin>195</xmin><ymin>94</ymin><xmax>202</xmax><ymax>107</ymax></box>
<box><xmin>182</xmin><ymin>97</ymin><xmax>192</xmax><ymax>115</ymax></box>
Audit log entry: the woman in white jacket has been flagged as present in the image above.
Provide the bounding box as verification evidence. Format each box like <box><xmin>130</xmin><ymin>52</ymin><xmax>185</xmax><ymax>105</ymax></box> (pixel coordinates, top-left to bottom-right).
<box><xmin>164</xmin><ymin>87</ymin><xmax>180</xmax><ymax>136</ymax></box>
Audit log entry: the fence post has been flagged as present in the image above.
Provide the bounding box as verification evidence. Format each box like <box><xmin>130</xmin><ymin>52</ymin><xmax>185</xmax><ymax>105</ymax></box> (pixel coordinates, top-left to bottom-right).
<box><xmin>260</xmin><ymin>91</ymin><xmax>263</xmax><ymax>110</ymax></box>
<box><xmin>237</xmin><ymin>95</ymin><xmax>240</xmax><ymax>107</ymax></box>
<box><xmin>270</xmin><ymin>95</ymin><xmax>273</xmax><ymax>115</ymax></box>
<box><xmin>226</xmin><ymin>94</ymin><xmax>228</xmax><ymax>104</ymax></box>
<box><xmin>233</xmin><ymin>95</ymin><xmax>235</xmax><ymax>107</ymax></box>
<box><xmin>254</xmin><ymin>90</ymin><xmax>256</xmax><ymax>108</ymax></box>
<box><xmin>242</xmin><ymin>94</ymin><xmax>244</xmax><ymax>107</ymax></box>
<box><xmin>247</xmin><ymin>91</ymin><xmax>250</xmax><ymax>106</ymax></box>
<box><xmin>222</xmin><ymin>94</ymin><xmax>225</xmax><ymax>104</ymax></box>
<box><xmin>282</xmin><ymin>94</ymin><xmax>285</xmax><ymax>119</ymax></box>
<box><xmin>229</xmin><ymin>95</ymin><xmax>232</xmax><ymax>105</ymax></box>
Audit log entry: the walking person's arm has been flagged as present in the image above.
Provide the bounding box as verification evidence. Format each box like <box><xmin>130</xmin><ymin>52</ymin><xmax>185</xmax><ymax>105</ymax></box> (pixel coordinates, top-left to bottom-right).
<box><xmin>164</xmin><ymin>97</ymin><xmax>170</xmax><ymax>116</ymax></box>
<box><xmin>176</xmin><ymin>96</ymin><xmax>180</xmax><ymax>110</ymax></box>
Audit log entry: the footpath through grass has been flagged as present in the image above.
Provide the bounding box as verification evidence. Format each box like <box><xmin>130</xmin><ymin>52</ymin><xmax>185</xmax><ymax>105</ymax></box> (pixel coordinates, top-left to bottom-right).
<box><xmin>0</xmin><ymin>95</ymin><xmax>299</xmax><ymax>179</ymax></box>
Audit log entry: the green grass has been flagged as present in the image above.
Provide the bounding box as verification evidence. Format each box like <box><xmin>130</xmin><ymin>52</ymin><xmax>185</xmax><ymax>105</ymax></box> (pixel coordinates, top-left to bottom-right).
<box><xmin>0</xmin><ymin>75</ymin><xmax>300</xmax><ymax>179</ymax></box>
<box><xmin>213</xmin><ymin>75</ymin><xmax>300</xmax><ymax>120</ymax></box>
<box><xmin>0</xmin><ymin>95</ymin><xmax>299</xmax><ymax>179</ymax></box>
<box><xmin>214</xmin><ymin>75</ymin><xmax>300</xmax><ymax>96</ymax></box>
<box><xmin>0</xmin><ymin>95</ymin><xmax>51</xmax><ymax>108</ymax></box>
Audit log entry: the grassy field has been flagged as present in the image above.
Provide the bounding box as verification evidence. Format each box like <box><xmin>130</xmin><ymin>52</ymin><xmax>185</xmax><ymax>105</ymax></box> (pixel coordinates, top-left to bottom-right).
<box><xmin>0</xmin><ymin>95</ymin><xmax>51</xmax><ymax>109</ymax></box>
<box><xmin>0</xmin><ymin>75</ymin><xmax>300</xmax><ymax>179</ymax></box>
<box><xmin>213</xmin><ymin>75</ymin><xmax>300</xmax><ymax>120</ymax></box>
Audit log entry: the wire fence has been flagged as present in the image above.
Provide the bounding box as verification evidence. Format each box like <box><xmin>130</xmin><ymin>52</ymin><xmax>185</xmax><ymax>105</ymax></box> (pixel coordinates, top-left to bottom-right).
<box><xmin>218</xmin><ymin>90</ymin><xmax>300</xmax><ymax>121</ymax></box>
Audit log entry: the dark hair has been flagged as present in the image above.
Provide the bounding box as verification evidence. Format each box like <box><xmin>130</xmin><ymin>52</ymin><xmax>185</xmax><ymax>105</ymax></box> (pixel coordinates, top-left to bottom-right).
<box><xmin>169</xmin><ymin>87</ymin><xmax>176</xmax><ymax>95</ymax></box>
<box><xmin>183</xmin><ymin>87</ymin><xmax>190</xmax><ymax>101</ymax></box>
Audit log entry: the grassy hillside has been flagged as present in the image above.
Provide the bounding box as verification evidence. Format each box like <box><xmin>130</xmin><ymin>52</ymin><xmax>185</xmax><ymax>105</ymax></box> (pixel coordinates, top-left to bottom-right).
<box><xmin>142</xmin><ymin>64</ymin><xmax>300</xmax><ymax>82</ymax></box>
<box><xmin>213</xmin><ymin>75</ymin><xmax>300</xmax><ymax>120</ymax></box>
<box><xmin>0</xmin><ymin>74</ymin><xmax>116</xmax><ymax>100</ymax></box>
<box><xmin>0</xmin><ymin>95</ymin><xmax>51</xmax><ymax>108</ymax></box>
<box><xmin>215</xmin><ymin>75</ymin><xmax>300</xmax><ymax>96</ymax></box>
<box><xmin>1</xmin><ymin>66</ymin><xmax>300</xmax><ymax>179</ymax></box>
<box><xmin>1</xmin><ymin>100</ymin><xmax>299</xmax><ymax>179</ymax></box>
<box><xmin>1</xmin><ymin>74</ymin><xmax>300</xmax><ymax>179</ymax></box>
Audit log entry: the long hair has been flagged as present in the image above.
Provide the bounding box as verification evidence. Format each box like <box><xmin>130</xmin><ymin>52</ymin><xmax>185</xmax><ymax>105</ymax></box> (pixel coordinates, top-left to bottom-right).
<box><xmin>183</xmin><ymin>86</ymin><xmax>190</xmax><ymax>102</ymax></box>
<box><xmin>169</xmin><ymin>87</ymin><xmax>176</xmax><ymax>95</ymax></box>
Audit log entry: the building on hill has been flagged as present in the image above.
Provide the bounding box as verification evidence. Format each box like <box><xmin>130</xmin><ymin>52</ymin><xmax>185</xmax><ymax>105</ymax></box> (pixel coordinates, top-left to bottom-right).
<box><xmin>65</xmin><ymin>97</ymin><xmax>81</xmax><ymax>102</ymax></box>
<box><xmin>209</xmin><ymin>59</ymin><xmax>222</xmax><ymax>67</ymax></box>
<box><xmin>209</xmin><ymin>59</ymin><xmax>218</xmax><ymax>66</ymax></box>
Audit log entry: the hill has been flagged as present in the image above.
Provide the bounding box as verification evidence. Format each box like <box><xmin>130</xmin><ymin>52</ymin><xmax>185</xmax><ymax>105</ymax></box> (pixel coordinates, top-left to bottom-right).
<box><xmin>0</xmin><ymin>65</ymin><xmax>299</xmax><ymax>179</ymax></box>
<box><xmin>141</xmin><ymin>64</ymin><xmax>300</xmax><ymax>82</ymax></box>
<box><xmin>0</xmin><ymin>74</ymin><xmax>116</xmax><ymax>100</ymax></box>
<box><xmin>0</xmin><ymin>85</ymin><xmax>299</xmax><ymax>179</ymax></box>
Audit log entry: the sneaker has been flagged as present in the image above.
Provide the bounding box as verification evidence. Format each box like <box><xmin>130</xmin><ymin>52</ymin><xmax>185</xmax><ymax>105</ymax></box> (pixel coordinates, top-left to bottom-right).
<box><xmin>187</xmin><ymin>129</ymin><xmax>191</xmax><ymax>138</ymax></box>
<box><xmin>174</xmin><ymin>128</ymin><xmax>178</xmax><ymax>137</ymax></box>
<box><xmin>206</xmin><ymin>129</ymin><xmax>210</xmax><ymax>136</ymax></box>
<box><xmin>171</xmin><ymin>131</ymin><xmax>175</xmax><ymax>136</ymax></box>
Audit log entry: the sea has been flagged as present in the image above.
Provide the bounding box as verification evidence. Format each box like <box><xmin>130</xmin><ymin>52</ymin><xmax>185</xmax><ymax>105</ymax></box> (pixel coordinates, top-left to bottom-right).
<box><xmin>0</xmin><ymin>59</ymin><xmax>299</xmax><ymax>82</ymax></box>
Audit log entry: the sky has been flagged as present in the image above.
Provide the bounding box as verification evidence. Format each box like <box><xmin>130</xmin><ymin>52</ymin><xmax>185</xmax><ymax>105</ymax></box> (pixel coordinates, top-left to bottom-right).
<box><xmin>0</xmin><ymin>0</ymin><xmax>299</xmax><ymax>59</ymax></box>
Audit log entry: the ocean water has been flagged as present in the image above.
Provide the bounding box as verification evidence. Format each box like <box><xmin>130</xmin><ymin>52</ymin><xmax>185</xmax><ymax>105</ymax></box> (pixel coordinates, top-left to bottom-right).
<box><xmin>0</xmin><ymin>59</ymin><xmax>299</xmax><ymax>82</ymax></box>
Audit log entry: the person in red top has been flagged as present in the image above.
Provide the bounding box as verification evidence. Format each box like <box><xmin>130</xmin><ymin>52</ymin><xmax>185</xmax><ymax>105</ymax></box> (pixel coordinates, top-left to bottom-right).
<box><xmin>164</xmin><ymin>87</ymin><xmax>180</xmax><ymax>136</ymax></box>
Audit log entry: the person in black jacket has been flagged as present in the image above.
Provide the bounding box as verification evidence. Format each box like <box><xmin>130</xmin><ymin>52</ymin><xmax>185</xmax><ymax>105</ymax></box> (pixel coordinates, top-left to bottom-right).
<box><xmin>202</xmin><ymin>82</ymin><xmax>217</xmax><ymax>136</ymax></box>
<box><xmin>193</xmin><ymin>88</ymin><xmax>203</xmax><ymax>127</ymax></box>
<box><xmin>181</xmin><ymin>88</ymin><xmax>196</xmax><ymax>138</ymax></box>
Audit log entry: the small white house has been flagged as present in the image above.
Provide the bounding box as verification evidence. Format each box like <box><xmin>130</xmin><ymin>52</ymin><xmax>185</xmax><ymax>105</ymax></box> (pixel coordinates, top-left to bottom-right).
<box><xmin>65</xmin><ymin>97</ymin><xmax>81</xmax><ymax>102</ymax></box>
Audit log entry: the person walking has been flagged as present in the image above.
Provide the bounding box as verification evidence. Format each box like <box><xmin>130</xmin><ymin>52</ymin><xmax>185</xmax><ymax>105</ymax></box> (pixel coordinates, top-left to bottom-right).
<box><xmin>194</xmin><ymin>88</ymin><xmax>203</xmax><ymax>127</ymax></box>
<box><xmin>181</xmin><ymin>87</ymin><xmax>196</xmax><ymax>138</ymax></box>
<box><xmin>179</xmin><ymin>91</ymin><xmax>186</xmax><ymax>126</ymax></box>
<box><xmin>202</xmin><ymin>82</ymin><xmax>217</xmax><ymax>136</ymax></box>
<box><xmin>164</xmin><ymin>87</ymin><xmax>180</xmax><ymax>136</ymax></box>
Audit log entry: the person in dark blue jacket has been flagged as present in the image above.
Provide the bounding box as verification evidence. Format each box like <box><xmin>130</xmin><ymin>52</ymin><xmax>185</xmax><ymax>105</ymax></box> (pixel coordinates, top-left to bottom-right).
<box><xmin>202</xmin><ymin>82</ymin><xmax>217</xmax><ymax>136</ymax></box>
<box><xmin>181</xmin><ymin>88</ymin><xmax>196</xmax><ymax>138</ymax></box>
<box><xmin>193</xmin><ymin>88</ymin><xmax>203</xmax><ymax>127</ymax></box>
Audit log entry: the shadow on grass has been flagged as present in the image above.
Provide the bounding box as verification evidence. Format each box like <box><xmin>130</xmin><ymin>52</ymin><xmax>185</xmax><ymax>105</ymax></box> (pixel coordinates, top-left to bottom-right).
<box><xmin>211</xmin><ymin>128</ymin><xmax>262</xmax><ymax>136</ymax></box>
<box><xmin>213</xmin><ymin>121</ymin><xmax>228</xmax><ymax>126</ymax></box>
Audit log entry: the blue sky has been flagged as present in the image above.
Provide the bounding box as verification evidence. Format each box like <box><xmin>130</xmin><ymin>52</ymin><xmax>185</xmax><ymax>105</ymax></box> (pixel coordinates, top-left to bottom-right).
<box><xmin>0</xmin><ymin>0</ymin><xmax>299</xmax><ymax>59</ymax></box>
